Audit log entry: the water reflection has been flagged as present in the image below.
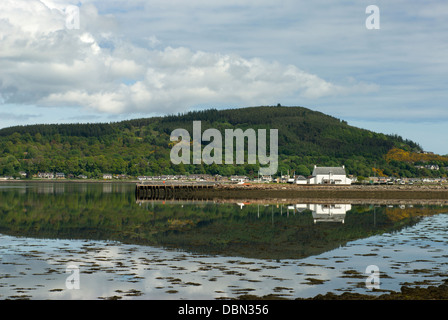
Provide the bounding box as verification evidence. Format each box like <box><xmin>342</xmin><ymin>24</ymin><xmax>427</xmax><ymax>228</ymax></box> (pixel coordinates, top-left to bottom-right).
<box><xmin>1</xmin><ymin>183</ymin><xmax>448</xmax><ymax>300</ymax></box>
<box><xmin>284</xmin><ymin>203</ymin><xmax>351</xmax><ymax>224</ymax></box>
<box><xmin>311</xmin><ymin>204</ymin><xmax>350</xmax><ymax>224</ymax></box>
<box><xmin>0</xmin><ymin>182</ymin><xmax>442</xmax><ymax>260</ymax></box>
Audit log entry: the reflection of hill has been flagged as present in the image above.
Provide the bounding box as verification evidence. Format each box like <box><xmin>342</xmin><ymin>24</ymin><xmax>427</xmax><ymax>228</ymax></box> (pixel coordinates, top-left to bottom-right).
<box><xmin>385</xmin><ymin>206</ymin><xmax>448</xmax><ymax>222</ymax></box>
<box><xmin>0</xmin><ymin>183</ymin><xmax>441</xmax><ymax>259</ymax></box>
<box><xmin>153</xmin><ymin>203</ymin><xmax>422</xmax><ymax>259</ymax></box>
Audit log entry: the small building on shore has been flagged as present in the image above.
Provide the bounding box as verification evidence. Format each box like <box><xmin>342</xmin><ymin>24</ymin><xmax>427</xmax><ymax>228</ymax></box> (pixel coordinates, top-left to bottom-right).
<box><xmin>308</xmin><ymin>165</ymin><xmax>352</xmax><ymax>185</ymax></box>
<box><xmin>103</xmin><ymin>173</ymin><xmax>113</xmax><ymax>180</ymax></box>
<box><xmin>38</xmin><ymin>172</ymin><xmax>55</xmax><ymax>179</ymax></box>
<box><xmin>294</xmin><ymin>175</ymin><xmax>308</xmax><ymax>184</ymax></box>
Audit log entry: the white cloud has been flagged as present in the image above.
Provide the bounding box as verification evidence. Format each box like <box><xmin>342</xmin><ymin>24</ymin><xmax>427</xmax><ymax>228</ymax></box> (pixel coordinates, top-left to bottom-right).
<box><xmin>42</xmin><ymin>46</ymin><xmax>376</xmax><ymax>114</ymax></box>
<box><xmin>0</xmin><ymin>0</ymin><xmax>447</xmax><ymax>153</ymax></box>
<box><xmin>0</xmin><ymin>0</ymin><xmax>376</xmax><ymax>116</ymax></box>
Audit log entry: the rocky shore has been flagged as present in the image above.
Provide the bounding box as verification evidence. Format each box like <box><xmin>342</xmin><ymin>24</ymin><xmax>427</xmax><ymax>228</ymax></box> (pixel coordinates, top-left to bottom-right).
<box><xmin>218</xmin><ymin>183</ymin><xmax>448</xmax><ymax>191</ymax></box>
<box><xmin>237</xmin><ymin>279</ymin><xmax>448</xmax><ymax>300</ymax></box>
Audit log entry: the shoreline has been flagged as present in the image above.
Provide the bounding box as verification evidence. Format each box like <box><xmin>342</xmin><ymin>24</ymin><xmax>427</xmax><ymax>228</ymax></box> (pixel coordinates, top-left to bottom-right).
<box><xmin>3</xmin><ymin>179</ymin><xmax>448</xmax><ymax>301</ymax></box>
<box><xmin>0</xmin><ymin>179</ymin><xmax>138</xmax><ymax>184</ymax></box>
<box><xmin>4</xmin><ymin>179</ymin><xmax>448</xmax><ymax>189</ymax></box>
<box><xmin>5</xmin><ymin>180</ymin><xmax>448</xmax><ymax>200</ymax></box>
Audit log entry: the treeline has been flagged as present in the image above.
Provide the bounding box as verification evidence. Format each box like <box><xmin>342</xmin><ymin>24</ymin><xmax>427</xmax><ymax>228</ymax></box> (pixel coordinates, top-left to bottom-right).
<box><xmin>0</xmin><ymin>123</ymin><xmax>117</xmax><ymax>139</ymax></box>
<box><xmin>0</xmin><ymin>105</ymin><xmax>442</xmax><ymax>179</ymax></box>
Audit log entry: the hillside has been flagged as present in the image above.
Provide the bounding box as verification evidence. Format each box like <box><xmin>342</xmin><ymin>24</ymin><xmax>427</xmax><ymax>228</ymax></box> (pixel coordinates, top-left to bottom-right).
<box><xmin>0</xmin><ymin>106</ymin><xmax>444</xmax><ymax>179</ymax></box>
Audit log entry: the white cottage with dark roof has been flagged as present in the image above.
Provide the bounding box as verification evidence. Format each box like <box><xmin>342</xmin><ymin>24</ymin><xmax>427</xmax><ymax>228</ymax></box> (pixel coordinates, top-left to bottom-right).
<box><xmin>308</xmin><ymin>165</ymin><xmax>352</xmax><ymax>185</ymax></box>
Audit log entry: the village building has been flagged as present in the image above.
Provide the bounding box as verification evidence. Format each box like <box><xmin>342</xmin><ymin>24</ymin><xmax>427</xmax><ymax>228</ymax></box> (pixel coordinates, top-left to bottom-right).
<box><xmin>188</xmin><ymin>174</ymin><xmax>214</xmax><ymax>181</ymax></box>
<box><xmin>102</xmin><ymin>173</ymin><xmax>113</xmax><ymax>180</ymax></box>
<box><xmin>294</xmin><ymin>175</ymin><xmax>308</xmax><ymax>184</ymax></box>
<box><xmin>114</xmin><ymin>174</ymin><xmax>129</xmax><ymax>179</ymax></box>
<box><xmin>230</xmin><ymin>175</ymin><xmax>249</xmax><ymax>182</ymax></box>
<box><xmin>18</xmin><ymin>171</ymin><xmax>28</xmax><ymax>178</ymax></box>
<box><xmin>425</xmin><ymin>164</ymin><xmax>439</xmax><ymax>170</ymax></box>
<box><xmin>38</xmin><ymin>172</ymin><xmax>55</xmax><ymax>179</ymax></box>
<box><xmin>308</xmin><ymin>165</ymin><xmax>352</xmax><ymax>185</ymax></box>
<box><xmin>260</xmin><ymin>175</ymin><xmax>273</xmax><ymax>182</ymax></box>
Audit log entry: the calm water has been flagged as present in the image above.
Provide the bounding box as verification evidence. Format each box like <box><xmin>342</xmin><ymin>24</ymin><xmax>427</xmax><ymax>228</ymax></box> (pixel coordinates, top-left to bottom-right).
<box><xmin>1</xmin><ymin>182</ymin><xmax>448</xmax><ymax>299</ymax></box>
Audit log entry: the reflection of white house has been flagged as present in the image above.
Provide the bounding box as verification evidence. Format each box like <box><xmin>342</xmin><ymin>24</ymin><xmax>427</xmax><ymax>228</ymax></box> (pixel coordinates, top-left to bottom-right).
<box><xmin>287</xmin><ymin>203</ymin><xmax>308</xmax><ymax>214</ymax></box>
<box><xmin>309</xmin><ymin>204</ymin><xmax>351</xmax><ymax>223</ymax></box>
<box><xmin>285</xmin><ymin>203</ymin><xmax>351</xmax><ymax>223</ymax></box>
<box><xmin>308</xmin><ymin>166</ymin><xmax>352</xmax><ymax>185</ymax></box>
<box><xmin>294</xmin><ymin>203</ymin><xmax>309</xmax><ymax>213</ymax></box>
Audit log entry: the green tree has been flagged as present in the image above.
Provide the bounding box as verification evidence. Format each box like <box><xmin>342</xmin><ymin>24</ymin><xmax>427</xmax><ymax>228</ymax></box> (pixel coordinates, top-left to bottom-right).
<box><xmin>296</xmin><ymin>164</ymin><xmax>311</xmax><ymax>176</ymax></box>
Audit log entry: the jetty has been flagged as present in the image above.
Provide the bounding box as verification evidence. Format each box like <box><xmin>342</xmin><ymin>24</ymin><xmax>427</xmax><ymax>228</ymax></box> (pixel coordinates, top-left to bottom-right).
<box><xmin>135</xmin><ymin>182</ymin><xmax>216</xmax><ymax>200</ymax></box>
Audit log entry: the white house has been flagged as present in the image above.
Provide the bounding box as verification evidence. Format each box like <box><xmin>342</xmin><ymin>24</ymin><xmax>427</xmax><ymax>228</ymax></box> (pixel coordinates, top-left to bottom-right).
<box><xmin>308</xmin><ymin>165</ymin><xmax>352</xmax><ymax>185</ymax></box>
<box><xmin>55</xmin><ymin>173</ymin><xmax>65</xmax><ymax>179</ymax></box>
<box><xmin>294</xmin><ymin>175</ymin><xmax>308</xmax><ymax>184</ymax></box>
<box><xmin>103</xmin><ymin>173</ymin><xmax>113</xmax><ymax>180</ymax></box>
<box><xmin>38</xmin><ymin>172</ymin><xmax>55</xmax><ymax>179</ymax></box>
<box><xmin>18</xmin><ymin>171</ymin><xmax>27</xmax><ymax>178</ymax></box>
<box><xmin>260</xmin><ymin>175</ymin><xmax>273</xmax><ymax>183</ymax></box>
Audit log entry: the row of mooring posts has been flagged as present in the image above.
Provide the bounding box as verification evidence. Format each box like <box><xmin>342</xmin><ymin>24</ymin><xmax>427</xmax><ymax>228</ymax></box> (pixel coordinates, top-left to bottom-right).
<box><xmin>135</xmin><ymin>183</ymin><xmax>215</xmax><ymax>201</ymax></box>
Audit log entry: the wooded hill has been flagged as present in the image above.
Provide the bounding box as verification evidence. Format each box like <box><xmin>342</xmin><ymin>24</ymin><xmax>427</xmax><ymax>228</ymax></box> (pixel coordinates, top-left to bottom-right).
<box><xmin>0</xmin><ymin>106</ymin><xmax>445</xmax><ymax>178</ymax></box>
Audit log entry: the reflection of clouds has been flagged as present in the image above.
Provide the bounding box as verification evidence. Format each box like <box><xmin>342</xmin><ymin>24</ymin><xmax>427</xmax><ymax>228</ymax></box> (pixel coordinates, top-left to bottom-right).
<box><xmin>2</xmin><ymin>214</ymin><xmax>448</xmax><ymax>299</ymax></box>
<box><xmin>93</xmin><ymin>247</ymin><xmax>119</xmax><ymax>269</ymax></box>
<box><xmin>143</xmin><ymin>270</ymin><xmax>165</xmax><ymax>293</ymax></box>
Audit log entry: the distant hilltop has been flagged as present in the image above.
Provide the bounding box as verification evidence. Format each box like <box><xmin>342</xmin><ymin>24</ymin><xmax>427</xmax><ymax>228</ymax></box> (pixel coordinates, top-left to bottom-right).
<box><xmin>0</xmin><ymin>105</ymin><xmax>446</xmax><ymax>179</ymax></box>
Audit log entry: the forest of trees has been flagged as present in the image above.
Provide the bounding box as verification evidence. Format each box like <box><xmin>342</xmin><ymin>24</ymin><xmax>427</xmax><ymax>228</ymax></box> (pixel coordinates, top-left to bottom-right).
<box><xmin>0</xmin><ymin>106</ymin><xmax>446</xmax><ymax>179</ymax></box>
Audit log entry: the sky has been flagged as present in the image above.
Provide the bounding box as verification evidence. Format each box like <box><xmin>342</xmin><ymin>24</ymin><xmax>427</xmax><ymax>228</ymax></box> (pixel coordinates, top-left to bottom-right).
<box><xmin>0</xmin><ymin>0</ymin><xmax>447</xmax><ymax>153</ymax></box>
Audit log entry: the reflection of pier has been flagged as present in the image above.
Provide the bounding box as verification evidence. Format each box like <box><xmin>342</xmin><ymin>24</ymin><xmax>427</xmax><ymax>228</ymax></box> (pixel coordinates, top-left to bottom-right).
<box><xmin>135</xmin><ymin>182</ymin><xmax>216</xmax><ymax>201</ymax></box>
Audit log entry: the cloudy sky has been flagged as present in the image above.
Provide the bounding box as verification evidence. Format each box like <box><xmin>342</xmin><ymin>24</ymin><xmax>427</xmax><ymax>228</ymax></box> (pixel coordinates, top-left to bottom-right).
<box><xmin>1</xmin><ymin>0</ymin><xmax>447</xmax><ymax>153</ymax></box>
